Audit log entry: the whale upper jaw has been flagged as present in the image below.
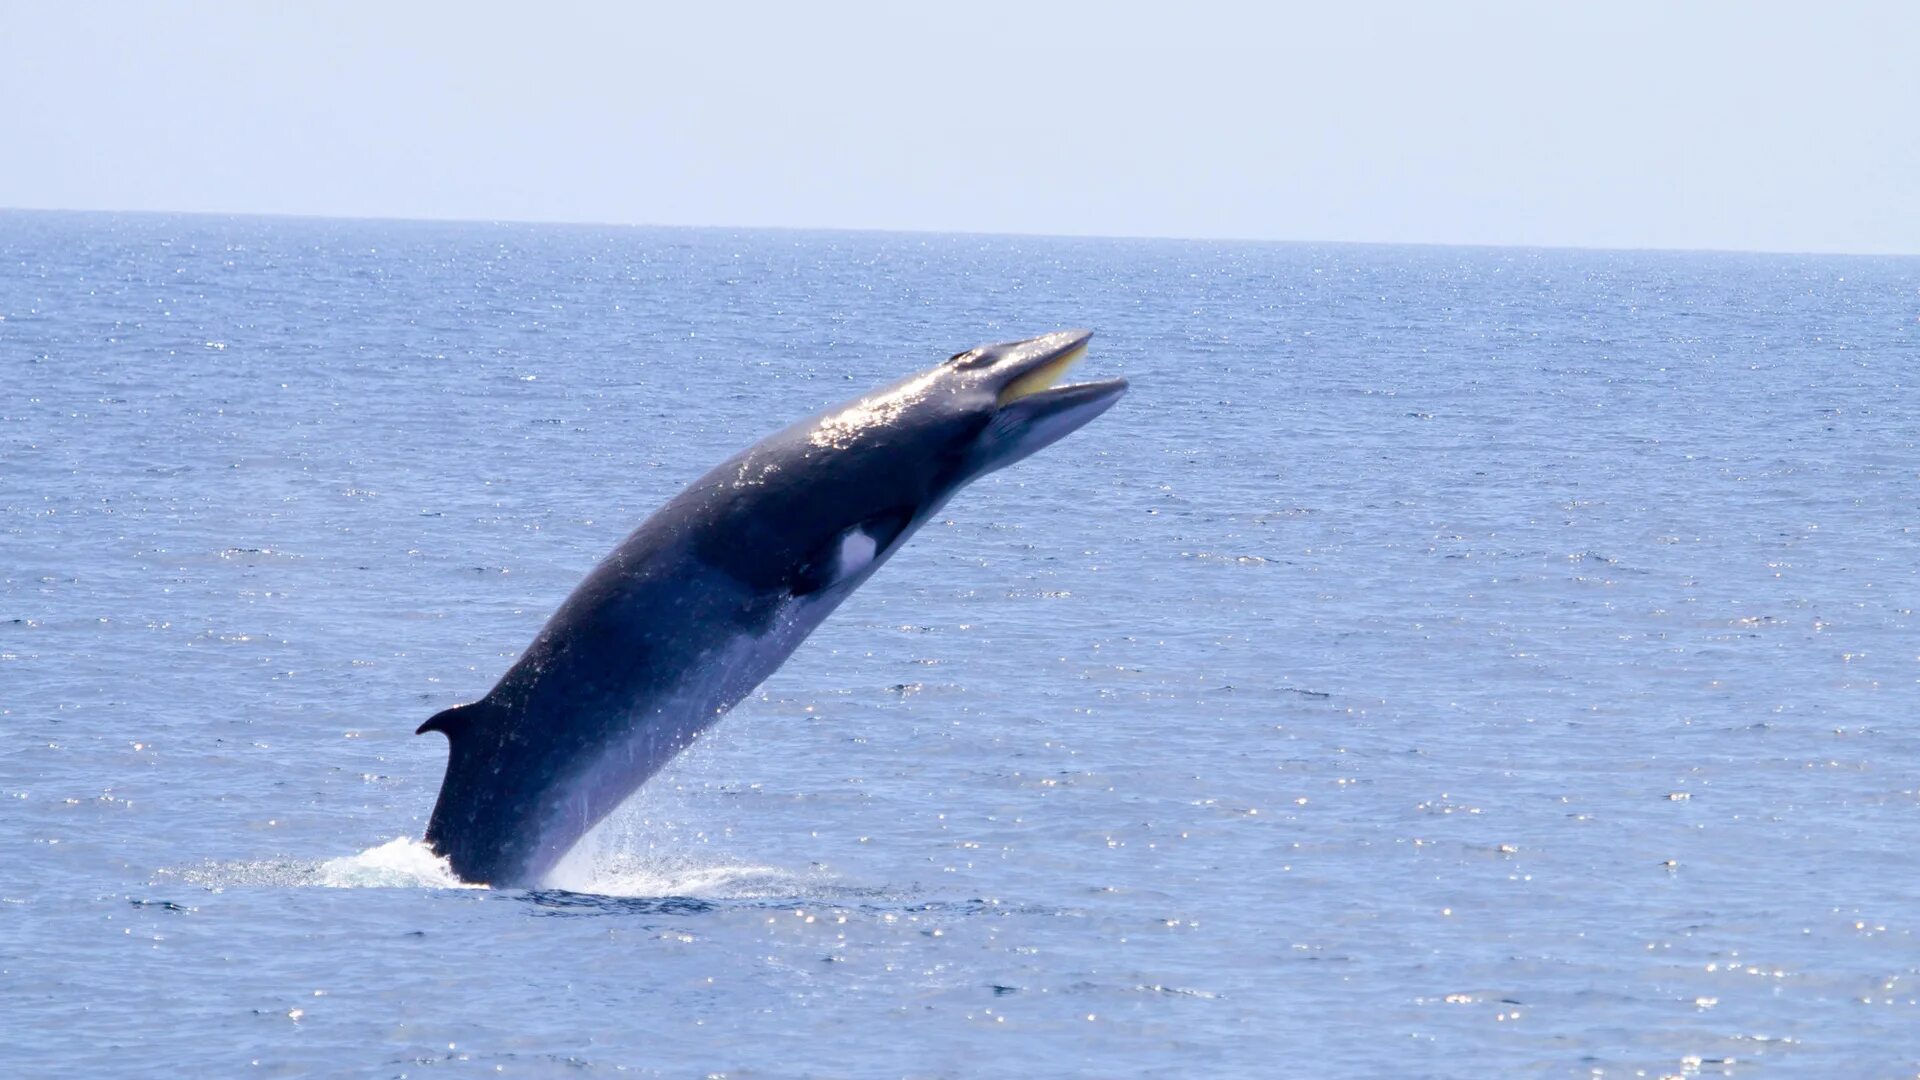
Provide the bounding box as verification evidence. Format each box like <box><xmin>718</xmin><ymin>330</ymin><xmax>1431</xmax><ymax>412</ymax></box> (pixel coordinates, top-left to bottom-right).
<box><xmin>967</xmin><ymin>329</ymin><xmax>1129</xmax><ymax>473</ymax></box>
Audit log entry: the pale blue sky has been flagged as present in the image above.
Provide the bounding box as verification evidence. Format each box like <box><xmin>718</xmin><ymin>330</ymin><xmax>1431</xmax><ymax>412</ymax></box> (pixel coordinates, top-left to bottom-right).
<box><xmin>3</xmin><ymin>2</ymin><xmax>1916</xmax><ymax>253</ymax></box>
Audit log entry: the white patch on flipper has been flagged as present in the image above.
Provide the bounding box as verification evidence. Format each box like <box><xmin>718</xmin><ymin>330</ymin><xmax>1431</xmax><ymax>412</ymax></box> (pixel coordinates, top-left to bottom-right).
<box><xmin>833</xmin><ymin>526</ymin><xmax>878</xmax><ymax>582</ymax></box>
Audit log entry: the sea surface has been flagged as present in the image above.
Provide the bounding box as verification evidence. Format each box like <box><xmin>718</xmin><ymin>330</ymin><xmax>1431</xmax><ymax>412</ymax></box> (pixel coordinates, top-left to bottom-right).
<box><xmin>2</xmin><ymin>211</ymin><xmax>1917</xmax><ymax>1077</ymax></box>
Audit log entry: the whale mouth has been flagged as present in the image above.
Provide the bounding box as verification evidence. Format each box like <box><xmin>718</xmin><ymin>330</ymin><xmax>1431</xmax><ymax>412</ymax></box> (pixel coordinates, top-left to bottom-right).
<box><xmin>978</xmin><ymin>330</ymin><xmax>1127</xmax><ymax>470</ymax></box>
<box><xmin>996</xmin><ymin>330</ymin><xmax>1127</xmax><ymax>409</ymax></box>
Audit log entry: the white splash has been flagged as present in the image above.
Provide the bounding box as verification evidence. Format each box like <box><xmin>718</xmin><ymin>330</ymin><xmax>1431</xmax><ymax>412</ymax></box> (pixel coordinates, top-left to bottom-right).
<box><xmin>315</xmin><ymin>837</ymin><xmax>481</xmax><ymax>889</ymax></box>
<box><xmin>165</xmin><ymin>837</ymin><xmax>475</xmax><ymax>891</ymax></box>
<box><xmin>538</xmin><ymin>803</ymin><xmax>804</xmax><ymax>898</ymax></box>
<box><xmin>172</xmin><ymin>833</ymin><xmax>803</xmax><ymax>897</ymax></box>
<box><xmin>542</xmin><ymin>845</ymin><xmax>796</xmax><ymax>898</ymax></box>
<box><xmin>173</xmin><ymin>791</ymin><xmax>810</xmax><ymax>897</ymax></box>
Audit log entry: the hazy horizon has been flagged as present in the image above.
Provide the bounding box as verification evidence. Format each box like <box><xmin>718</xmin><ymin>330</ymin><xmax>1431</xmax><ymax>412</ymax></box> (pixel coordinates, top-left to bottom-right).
<box><xmin>10</xmin><ymin>203</ymin><xmax>1920</xmax><ymax>261</ymax></box>
<box><xmin>5</xmin><ymin>2</ymin><xmax>1917</xmax><ymax>256</ymax></box>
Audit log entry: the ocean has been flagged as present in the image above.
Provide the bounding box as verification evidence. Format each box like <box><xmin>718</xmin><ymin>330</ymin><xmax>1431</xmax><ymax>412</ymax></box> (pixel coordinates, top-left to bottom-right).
<box><xmin>2</xmin><ymin>210</ymin><xmax>1916</xmax><ymax>1076</ymax></box>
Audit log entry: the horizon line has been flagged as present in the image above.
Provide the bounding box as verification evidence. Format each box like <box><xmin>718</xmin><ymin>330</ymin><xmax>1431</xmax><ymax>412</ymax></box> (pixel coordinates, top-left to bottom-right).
<box><xmin>4</xmin><ymin>202</ymin><xmax>1916</xmax><ymax>261</ymax></box>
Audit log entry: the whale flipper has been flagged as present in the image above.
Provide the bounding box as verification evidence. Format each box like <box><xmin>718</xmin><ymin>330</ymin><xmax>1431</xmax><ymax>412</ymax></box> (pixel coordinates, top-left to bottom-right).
<box><xmin>791</xmin><ymin>508</ymin><xmax>916</xmax><ymax>596</ymax></box>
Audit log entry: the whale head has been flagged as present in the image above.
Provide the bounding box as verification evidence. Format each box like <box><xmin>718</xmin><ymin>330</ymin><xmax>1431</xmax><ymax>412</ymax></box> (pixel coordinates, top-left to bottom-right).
<box><xmin>694</xmin><ymin>329</ymin><xmax>1128</xmax><ymax>597</ymax></box>
<box><xmin>941</xmin><ymin>328</ymin><xmax>1130</xmax><ymax>478</ymax></box>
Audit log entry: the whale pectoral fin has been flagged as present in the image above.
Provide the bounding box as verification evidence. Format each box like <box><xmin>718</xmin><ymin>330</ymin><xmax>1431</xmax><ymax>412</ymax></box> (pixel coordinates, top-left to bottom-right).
<box><xmin>416</xmin><ymin>700</ymin><xmax>490</xmax><ymax>740</ymax></box>
<box><xmin>791</xmin><ymin>507</ymin><xmax>916</xmax><ymax>596</ymax></box>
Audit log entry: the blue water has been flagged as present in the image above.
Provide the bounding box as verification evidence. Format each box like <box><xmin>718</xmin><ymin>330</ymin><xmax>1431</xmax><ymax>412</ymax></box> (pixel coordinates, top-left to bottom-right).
<box><xmin>3</xmin><ymin>210</ymin><xmax>1917</xmax><ymax>1076</ymax></box>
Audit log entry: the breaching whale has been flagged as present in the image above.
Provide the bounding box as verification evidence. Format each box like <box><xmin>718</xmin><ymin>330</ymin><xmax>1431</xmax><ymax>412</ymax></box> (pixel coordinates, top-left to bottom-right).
<box><xmin>417</xmin><ymin>330</ymin><xmax>1125</xmax><ymax>886</ymax></box>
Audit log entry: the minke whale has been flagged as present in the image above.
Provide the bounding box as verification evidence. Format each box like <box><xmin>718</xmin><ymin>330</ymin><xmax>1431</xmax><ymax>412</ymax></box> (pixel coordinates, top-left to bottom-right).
<box><xmin>417</xmin><ymin>330</ymin><xmax>1126</xmax><ymax>886</ymax></box>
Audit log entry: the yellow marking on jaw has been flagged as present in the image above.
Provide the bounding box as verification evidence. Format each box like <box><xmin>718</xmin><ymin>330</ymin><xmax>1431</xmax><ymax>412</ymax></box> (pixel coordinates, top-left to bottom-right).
<box><xmin>997</xmin><ymin>345</ymin><xmax>1088</xmax><ymax>406</ymax></box>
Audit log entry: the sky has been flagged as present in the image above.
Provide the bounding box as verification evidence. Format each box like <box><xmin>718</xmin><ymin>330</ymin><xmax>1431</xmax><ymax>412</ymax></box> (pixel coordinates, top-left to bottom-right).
<box><xmin>2</xmin><ymin>1</ymin><xmax>1917</xmax><ymax>254</ymax></box>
